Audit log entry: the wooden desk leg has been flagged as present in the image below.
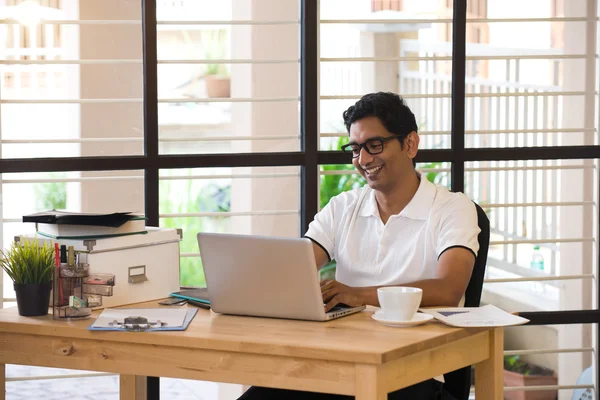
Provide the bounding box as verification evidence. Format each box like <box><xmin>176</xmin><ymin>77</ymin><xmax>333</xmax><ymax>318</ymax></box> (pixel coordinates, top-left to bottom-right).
<box><xmin>1</xmin><ymin>363</ymin><xmax>5</xmax><ymax>400</ymax></box>
<box><xmin>355</xmin><ymin>364</ymin><xmax>386</xmax><ymax>400</ymax></box>
<box><xmin>475</xmin><ymin>327</ymin><xmax>504</xmax><ymax>400</ymax></box>
<box><xmin>120</xmin><ymin>375</ymin><xmax>147</xmax><ymax>400</ymax></box>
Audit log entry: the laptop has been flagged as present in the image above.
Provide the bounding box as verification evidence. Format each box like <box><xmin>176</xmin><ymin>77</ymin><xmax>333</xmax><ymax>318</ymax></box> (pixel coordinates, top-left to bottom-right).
<box><xmin>196</xmin><ymin>232</ymin><xmax>365</xmax><ymax>321</ymax></box>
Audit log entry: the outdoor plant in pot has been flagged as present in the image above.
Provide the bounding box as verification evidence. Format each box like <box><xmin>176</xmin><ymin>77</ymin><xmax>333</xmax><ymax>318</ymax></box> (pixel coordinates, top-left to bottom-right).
<box><xmin>201</xmin><ymin>28</ymin><xmax>230</xmax><ymax>98</ymax></box>
<box><xmin>204</xmin><ymin>63</ymin><xmax>230</xmax><ymax>98</ymax></box>
<box><xmin>0</xmin><ymin>238</ymin><xmax>54</xmax><ymax>316</ymax></box>
<box><xmin>504</xmin><ymin>355</ymin><xmax>558</xmax><ymax>400</ymax></box>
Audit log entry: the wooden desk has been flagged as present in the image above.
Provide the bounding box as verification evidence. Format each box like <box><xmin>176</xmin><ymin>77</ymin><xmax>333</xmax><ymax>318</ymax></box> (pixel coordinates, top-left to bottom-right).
<box><xmin>0</xmin><ymin>302</ymin><xmax>503</xmax><ymax>400</ymax></box>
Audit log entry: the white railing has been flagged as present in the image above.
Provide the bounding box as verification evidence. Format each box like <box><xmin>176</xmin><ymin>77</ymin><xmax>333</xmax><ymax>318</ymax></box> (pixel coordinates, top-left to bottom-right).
<box><xmin>399</xmin><ymin>39</ymin><xmax>567</xmax><ymax>280</ymax></box>
<box><xmin>0</xmin><ymin>20</ymin><xmax>68</xmax><ymax>98</ymax></box>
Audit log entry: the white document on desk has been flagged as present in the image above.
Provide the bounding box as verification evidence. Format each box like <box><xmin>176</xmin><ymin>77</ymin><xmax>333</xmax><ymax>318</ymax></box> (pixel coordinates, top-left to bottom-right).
<box><xmin>419</xmin><ymin>304</ymin><xmax>529</xmax><ymax>327</ymax></box>
<box><xmin>92</xmin><ymin>308</ymin><xmax>188</xmax><ymax>328</ymax></box>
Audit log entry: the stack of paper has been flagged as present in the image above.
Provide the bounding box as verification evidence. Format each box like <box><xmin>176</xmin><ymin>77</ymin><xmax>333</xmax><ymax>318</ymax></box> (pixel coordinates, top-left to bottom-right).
<box><xmin>419</xmin><ymin>305</ymin><xmax>529</xmax><ymax>327</ymax></box>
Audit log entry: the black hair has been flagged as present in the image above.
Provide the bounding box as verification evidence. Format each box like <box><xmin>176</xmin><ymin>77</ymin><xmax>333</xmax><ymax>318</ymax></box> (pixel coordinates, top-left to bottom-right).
<box><xmin>342</xmin><ymin>92</ymin><xmax>418</xmax><ymax>147</ymax></box>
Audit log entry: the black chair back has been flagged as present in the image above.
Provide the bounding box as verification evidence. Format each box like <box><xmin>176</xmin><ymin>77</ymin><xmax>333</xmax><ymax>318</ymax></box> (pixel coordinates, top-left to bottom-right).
<box><xmin>443</xmin><ymin>202</ymin><xmax>490</xmax><ymax>400</ymax></box>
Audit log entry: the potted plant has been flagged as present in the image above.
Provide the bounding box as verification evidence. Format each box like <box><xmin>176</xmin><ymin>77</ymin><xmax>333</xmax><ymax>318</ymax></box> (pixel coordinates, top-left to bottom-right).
<box><xmin>201</xmin><ymin>28</ymin><xmax>230</xmax><ymax>98</ymax></box>
<box><xmin>0</xmin><ymin>238</ymin><xmax>54</xmax><ymax>316</ymax></box>
<box><xmin>504</xmin><ymin>355</ymin><xmax>558</xmax><ymax>400</ymax></box>
<box><xmin>204</xmin><ymin>63</ymin><xmax>230</xmax><ymax>98</ymax></box>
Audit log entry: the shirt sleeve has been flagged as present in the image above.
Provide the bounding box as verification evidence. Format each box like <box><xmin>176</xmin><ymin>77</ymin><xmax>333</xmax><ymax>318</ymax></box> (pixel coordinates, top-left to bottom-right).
<box><xmin>436</xmin><ymin>195</ymin><xmax>481</xmax><ymax>259</ymax></box>
<box><xmin>304</xmin><ymin>199</ymin><xmax>337</xmax><ymax>262</ymax></box>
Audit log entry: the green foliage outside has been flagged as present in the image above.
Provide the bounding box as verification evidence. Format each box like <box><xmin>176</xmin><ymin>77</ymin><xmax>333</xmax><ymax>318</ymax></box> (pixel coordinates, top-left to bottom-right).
<box><xmin>34</xmin><ymin>173</ymin><xmax>67</xmax><ymax>210</ymax></box>
<box><xmin>202</xmin><ymin>29</ymin><xmax>229</xmax><ymax>77</ymax></box>
<box><xmin>160</xmin><ymin>174</ymin><xmax>231</xmax><ymax>288</ymax></box>
<box><xmin>503</xmin><ymin>355</ymin><xmax>554</xmax><ymax>376</ymax></box>
<box><xmin>0</xmin><ymin>239</ymin><xmax>55</xmax><ymax>284</ymax></box>
<box><xmin>320</xmin><ymin>165</ymin><xmax>366</xmax><ymax>210</ymax></box>
<box><xmin>419</xmin><ymin>161</ymin><xmax>446</xmax><ymax>186</ymax></box>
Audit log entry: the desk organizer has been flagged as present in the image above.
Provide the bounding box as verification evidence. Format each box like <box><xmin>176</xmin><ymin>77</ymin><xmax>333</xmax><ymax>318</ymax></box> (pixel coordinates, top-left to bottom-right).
<box><xmin>53</xmin><ymin>247</ymin><xmax>93</xmax><ymax>320</ymax></box>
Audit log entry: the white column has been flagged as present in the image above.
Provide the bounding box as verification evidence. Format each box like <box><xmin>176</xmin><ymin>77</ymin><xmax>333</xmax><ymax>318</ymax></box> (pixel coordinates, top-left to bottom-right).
<box><xmin>359</xmin><ymin>31</ymin><xmax>399</xmax><ymax>93</ymax></box>
<box><xmin>78</xmin><ymin>0</ymin><xmax>144</xmax><ymax>213</ymax></box>
<box><xmin>61</xmin><ymin>0</ymin><xmax>82</xmax><ymax>211</ymax></box>
<box><xmin>230</xmin><ymin>0</ymin><xmax>253</xmax><ymax>235</ymax></box>
<box><xmin>231</xmin><ymin>0</ymin><xmax>299</xmax><ymax>237</ymax></box>
<box><xmin>557</xmin><ymin>1</ymin><xmax>595</xmax><ymax>398</ymax></box>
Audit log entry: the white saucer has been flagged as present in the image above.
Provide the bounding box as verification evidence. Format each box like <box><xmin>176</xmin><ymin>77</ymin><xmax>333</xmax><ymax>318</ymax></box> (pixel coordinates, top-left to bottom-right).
<box><xmin>372</xmin><ymin>311</ymin><xmax>434</xmax><ymax>328</ymax></box>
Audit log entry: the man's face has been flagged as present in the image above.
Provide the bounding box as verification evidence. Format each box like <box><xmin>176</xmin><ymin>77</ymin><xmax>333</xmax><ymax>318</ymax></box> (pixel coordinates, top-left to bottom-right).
<box><xmin>348</xmin><ymin>116</ymin><xmax>417</xmax><ymax>192</ymax></box>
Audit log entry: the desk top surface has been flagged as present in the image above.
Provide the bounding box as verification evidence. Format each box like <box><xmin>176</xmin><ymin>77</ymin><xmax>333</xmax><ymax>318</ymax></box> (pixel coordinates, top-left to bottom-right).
<box><xmin>0</xmin><ymin>301</ymin><xmax>487</xmax><ymax>364</ymax></box>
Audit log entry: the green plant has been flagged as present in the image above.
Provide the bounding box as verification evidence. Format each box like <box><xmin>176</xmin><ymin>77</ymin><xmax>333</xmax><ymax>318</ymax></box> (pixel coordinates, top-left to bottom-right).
<box><xmin>201</xmin><ymin>28</ymin><xmax>229</xmax><ymax>78</ymax></box>
<box><xmin>320</xmin><ymin>136</ymin><xmax>366</xmax><ymax>209</ymax></box>
<box><xmin>34</xmin><ymin>173</ymin><xmax>67</xmax><ymax>210</ymax></box>
<box><xmin>205</xmin><ymin>63</ymin><xmax>225</xmax><ymax>76</ymax></box>
<box><xmin>418</xmin><ymin>161</ymin><xmax>445</xmax><ymax>185</ymax></box>
<box><xmin>0</xmin><ymin>239</ymin><xmax>54</xmax><ymax>284</ymax></box>
<box><xmin>159</xmin><ymin>173</ymin><xmax>231</xmax><ymax>287</ymax></box>
<box><xmin>504</xmin><ymin>355</ymin><xmax>554</xmax><ymax>376</ymax></box>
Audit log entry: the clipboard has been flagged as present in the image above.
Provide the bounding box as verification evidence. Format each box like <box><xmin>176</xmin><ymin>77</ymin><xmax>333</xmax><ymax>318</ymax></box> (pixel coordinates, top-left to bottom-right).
<box><xmin>88</xmin><ymin>308</ymin><xmax>198</xmax><ymax>332</ymax></box>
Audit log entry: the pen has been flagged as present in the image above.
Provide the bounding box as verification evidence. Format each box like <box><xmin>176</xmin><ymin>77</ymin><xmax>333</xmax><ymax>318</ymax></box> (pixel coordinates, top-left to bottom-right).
<box><xmin>187</xmin><ymin>300</ymin><xmax>211</xmax><ymax>310</ymax></box>
<box><xmin>54</xmin><ymin>242</ymin><xmax>60</xmax><ymax>267</ymax></box>
<box><xmin>59</xmin><ymin>245</ymin><xmax>69</xmax><ymax>305</ymax></box>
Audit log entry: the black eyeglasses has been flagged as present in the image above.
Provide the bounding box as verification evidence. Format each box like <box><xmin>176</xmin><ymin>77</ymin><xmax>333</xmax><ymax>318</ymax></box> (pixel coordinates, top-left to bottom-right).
<box><xmin>341</xmin><ymin>136</ymin><xmax>400</xmax><ymax>158</ymax></box>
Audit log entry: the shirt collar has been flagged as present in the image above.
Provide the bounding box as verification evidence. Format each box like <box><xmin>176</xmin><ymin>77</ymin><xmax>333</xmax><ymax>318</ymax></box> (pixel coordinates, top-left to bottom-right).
<box><xmin>359</xmin><ymin>188</ymin><xmax>379</xmax><ymax>217</ymax></box>
<box><xmin>358</xmin><ymin>171</ymin><xmax>436</xmax><ymax>220</ymax></box>
<box><xmin>399</xmin><ymin>171</ymin><xmax>436</xmax><ymax>220</ymax></box>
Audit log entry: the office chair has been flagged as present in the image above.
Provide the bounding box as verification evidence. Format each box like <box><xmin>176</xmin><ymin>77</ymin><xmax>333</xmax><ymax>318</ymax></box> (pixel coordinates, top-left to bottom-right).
<box><xmin>443</xmin><ymin>202</ymin><xmax>490</xmax><ymax>400</ymax></box>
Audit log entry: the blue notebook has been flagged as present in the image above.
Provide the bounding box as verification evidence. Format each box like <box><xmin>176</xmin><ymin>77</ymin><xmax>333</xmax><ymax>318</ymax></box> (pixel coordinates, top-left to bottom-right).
<box><xmin>170</xmin><ymin>288</ymin><xmax>210</xmax><ymax>305</ymax></box>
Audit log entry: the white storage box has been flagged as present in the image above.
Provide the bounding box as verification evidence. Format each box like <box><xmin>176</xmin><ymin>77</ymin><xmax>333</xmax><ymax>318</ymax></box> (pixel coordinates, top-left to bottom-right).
<box><xmin>19</xmin><ymin>227</ymin><xmax>181</xmax><ymax>309</ymax></box>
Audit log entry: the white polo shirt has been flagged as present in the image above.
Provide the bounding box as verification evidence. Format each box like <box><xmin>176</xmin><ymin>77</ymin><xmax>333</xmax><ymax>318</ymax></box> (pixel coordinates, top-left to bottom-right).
<box><xmin>306</xmin><ymin>172</ymin><xmax>480</xmax><ymax>287</ymax></box>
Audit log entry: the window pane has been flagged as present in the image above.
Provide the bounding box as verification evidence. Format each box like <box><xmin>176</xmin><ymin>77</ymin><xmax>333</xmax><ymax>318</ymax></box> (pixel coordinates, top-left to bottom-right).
<box><xmin>500</xmin><ymin>323</ymin><xmax>593</xmax><ymax>400</ymax></box>
<box><xmin>319</xmin><ymin>164</ymin><xmax>365</xmax><ymax>209</ymax></box>
<box><xmin>156</xmin><ymin>0</ymin><xmax>301</xmax><ymax>155</ymax></box>
<box><xmin>159</xmin><ymin>166</ymin><xmax>300</xmax><ymax>287</ymax></box>
<box><xmin>319</xmin><ymin>162</ymin><xmax>450</xmax><ymax>209</ymax></box>
<box><xmin>465</xmin><ymin>1</ymin><xmax>598</xmax><ymax>148</ymax></box>
<box><xmin>2</xmin><ymin>169</ymin><xmax>145</xmax><ymax>300</ymax></box>
<box><xmin>465</xmin><ymin>160</ymin><xmax>597</xmax><ymax>312</ymax></box>
<box><xmin>0</xmin><ymin>0</ymin><xmax>144</xmax><ymax>158</ymax></box>
<box><xmin>159</xmin><ymin>100</ymin><xmax>300</xmax><ymax>155</ymax></box>
<box><xmin>320</xmin><ymin>0</ymin><xmax>454</xmax><ymax>150</ymax></box>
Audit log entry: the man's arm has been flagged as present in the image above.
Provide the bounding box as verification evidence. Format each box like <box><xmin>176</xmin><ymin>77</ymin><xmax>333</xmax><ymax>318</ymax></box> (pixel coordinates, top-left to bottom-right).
<box><xmin>321</xmin><ymin>247</ymin><xmax>475</xmax><ymax>311</ymax></box>
<box><xmin>311</xmin><ymin>242</ymin><xmax>330</xmax><ymax>270</ymax></box>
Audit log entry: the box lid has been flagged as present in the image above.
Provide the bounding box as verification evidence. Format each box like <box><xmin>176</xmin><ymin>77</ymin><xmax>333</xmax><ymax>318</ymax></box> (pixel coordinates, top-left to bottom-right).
<box><xmin>20</xmin><ymin>227</ymin><xmax>181</xmax><ymax>253</ymax></box>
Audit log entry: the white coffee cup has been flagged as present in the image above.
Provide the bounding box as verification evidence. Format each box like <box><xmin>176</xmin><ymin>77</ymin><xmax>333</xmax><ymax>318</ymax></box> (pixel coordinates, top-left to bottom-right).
<box><xmin>377</xmin><ymin>287</ymin><xmax>423</xmax><ymax>321</ymax></box>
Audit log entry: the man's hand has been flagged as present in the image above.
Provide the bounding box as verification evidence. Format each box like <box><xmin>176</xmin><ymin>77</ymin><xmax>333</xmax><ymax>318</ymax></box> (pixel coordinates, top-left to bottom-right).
<box><xmin>320</xmin><ymin>279</ymin><xmax>365</xmax><ymax>312</ymax></box>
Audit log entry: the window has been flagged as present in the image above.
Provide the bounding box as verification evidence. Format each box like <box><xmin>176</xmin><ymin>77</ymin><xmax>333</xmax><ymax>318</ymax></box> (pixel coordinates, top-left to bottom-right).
<box><xmin>160</xmin><ymin>166</ymin><xmax>299</xmax><ymax>287</ymax></box>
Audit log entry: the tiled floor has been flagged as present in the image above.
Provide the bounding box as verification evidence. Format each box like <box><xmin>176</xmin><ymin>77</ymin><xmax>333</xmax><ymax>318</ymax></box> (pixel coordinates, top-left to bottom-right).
<box><xmin>6</xmin><ymin>364</ymin><xmax>243</xmax><ymax>400</ymax></box>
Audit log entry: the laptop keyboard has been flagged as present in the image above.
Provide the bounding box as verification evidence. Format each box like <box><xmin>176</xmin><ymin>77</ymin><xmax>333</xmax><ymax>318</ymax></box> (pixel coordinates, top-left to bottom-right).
<box><xmin>327</xmin><ymin>305</ymin><xmax>352</xmax><ymax>313</ymax></box>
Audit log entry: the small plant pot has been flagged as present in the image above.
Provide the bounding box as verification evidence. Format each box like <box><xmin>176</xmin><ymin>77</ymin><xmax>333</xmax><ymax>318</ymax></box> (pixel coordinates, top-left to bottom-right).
<box><xmin>206</xmin><ymin>76</ymin><xmax>231</xmax><ymax>98</ymax></box>
<box><xmin>504</xmin><ymin>369</ymin><xmax>558</xmax><ymax>400</ymax></box>
<box><xmin>14</xmin><ymin>282</ymin><xmax>52</xmax><ymax>316</ymax></box>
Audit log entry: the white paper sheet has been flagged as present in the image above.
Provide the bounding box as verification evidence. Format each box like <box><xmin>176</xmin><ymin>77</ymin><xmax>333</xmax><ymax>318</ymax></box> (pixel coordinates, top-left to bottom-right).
<box><xmin>90</xmin><ymin>308</ymin><xmax>188</xmax><ymax>329</ymax></box>
<box><xmin>419</xmin><ymin>304</ymin><xmax>529</xmax><ymax>327</ymax></box>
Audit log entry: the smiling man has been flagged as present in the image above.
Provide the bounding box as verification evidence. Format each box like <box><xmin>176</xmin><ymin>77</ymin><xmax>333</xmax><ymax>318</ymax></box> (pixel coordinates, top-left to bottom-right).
<box><xmin>311</xmin><ymin>92</ymin><xmax>480</xmax><ymax>314</ymax></box>
<box><xmin>238</xmin><ymin>92</ymin><xmax>480</xmax><ymax>399</ymax></box>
